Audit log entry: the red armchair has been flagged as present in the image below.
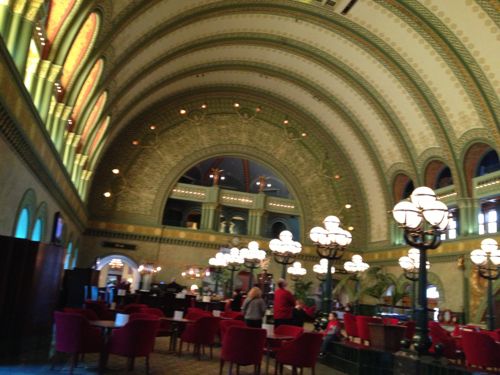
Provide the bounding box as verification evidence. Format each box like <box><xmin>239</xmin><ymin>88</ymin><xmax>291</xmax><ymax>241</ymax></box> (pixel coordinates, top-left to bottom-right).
<box><xmin>402</xmin><ymin>320</ymin><xmax>416</xmax><ymax>341</ymax></box>
<box><xmin>185</xmin><ymin>307</ymin><xmax>212</xmax><ymax>321</ymax></box>
<box><xmin>220</xmin><ymin>311</ymin><xmax>244</xmax><ymax>320</ymax></box>
<box><xmin>356</xmin><ymin>316</ymin><xmax>382</xmax><ymax>345</ymax></box>
<box><xmin>141</xmin><ymin>307</ymin><xmax>173</xmax><ymax>338</ymax></box>
<box><xmin>178</xmin><ymin>316</ymin><xmax>220</xmax><ymax>359</ymax></box>
<box><xmin>462</xmin><ymin>330</ymin><xmax>500</xmax><ymax>371</ymax></box>
<box><xmin>85</xmin><ymin>300</ymin><xmax>114</xmax><ymax>320</ymax></box>
<box><xmin>220</xmin><ymin>319</ymin><xmax>246</xmax><ymax>342</ymax></box>
<box><xmin>428</xmin><ymin>322</ymin><xmax>463</xmax><ymax>361</ymax></box>
<box><xmin>220</xmin><ymin>326</ymin><xmax>266</xmax><ymax>375</ymax></box>
<box><xmin>274</xmin><ymin>332</ymin><xmax>323</xmax><ymax>375</ymax></box>
<box><xmin>343</xmin><ymin>313</ymin><xmax>358</xmax><ymax>342</ymax></box>
<box><xmin>122</xmin><ymin>303</ymin><xmax>148</xmax><ymax>314</ymax></box>
<box><xmin>53</xmin><ymin>311</ymin><xmax>104</xmax><ymax>374</ymax></box>
<box><xmin>107</xmin><ymin>318</ymin><xmax>160</xmax><ymax>373</ymax></box>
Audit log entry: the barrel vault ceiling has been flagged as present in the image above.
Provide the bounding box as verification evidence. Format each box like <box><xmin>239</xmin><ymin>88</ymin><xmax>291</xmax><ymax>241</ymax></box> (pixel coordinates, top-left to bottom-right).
<box><xmin>86</xmin><ymin>0</ymin><xmax>500</xmax><ymax>248</ymax></box>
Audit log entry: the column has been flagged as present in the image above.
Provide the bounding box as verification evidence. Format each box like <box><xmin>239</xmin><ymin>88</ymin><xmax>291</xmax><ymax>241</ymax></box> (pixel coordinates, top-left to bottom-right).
<box><xmin>32</xmin><ymin>60</ymin><xmax>51</xmax><ymax>110</ymax></box>
<box><xmin>458</xmin><ymin>198</ymin><xmax>480</xmax><ymax>236</ymax></box>
<box><xmin>200</xmin><ymin>202</ymin><xmax>219</xmax><ymax>231</ymax></box>
<box><xmin>56</xmin><ymin>105</ymin><xmax>73</xmax><ymax>153</ymax></box>
<box><xmin>0</xmin><ymin>3</ymin><xmax>11</xmax><ymax>37</ymax></box>
<box><xmin>39</xmin><ymin>63</ymin><xmax>62</xmax><ymax>122</ymax></box>
<box><xmin>248</xmin><ymin>209</ymin><xmax>266</xmax><ymax>236</ymax></box>
<box><xmin>66</xmin><ymin>134</ymin><xmax>81</xmax><ymax>176</ymax></box>
<box><xmin>6</xmin><ymin>0</ymin><xmax>44</xmax><ymax>75</ymax></box>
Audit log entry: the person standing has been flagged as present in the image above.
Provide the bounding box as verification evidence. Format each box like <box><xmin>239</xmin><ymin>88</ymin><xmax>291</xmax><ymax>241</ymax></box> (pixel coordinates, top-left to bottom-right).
<box><xmin>273</xmin><ymin>279</ymin><xmax>295</xmax><ymax>327</ymax></box>
<box><xmin>242</xmin><ymin>286</ymin><xmax>267</xmax><ymax>328</ymax></box>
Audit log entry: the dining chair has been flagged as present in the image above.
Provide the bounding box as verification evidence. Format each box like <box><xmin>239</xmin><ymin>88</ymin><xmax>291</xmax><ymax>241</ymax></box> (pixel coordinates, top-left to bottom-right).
<box><xmin>52</xmin><ymin>311</ymin><xmax>104</xmax><ymax>374</ymax></box>
<box><xmin>220</xmin><ymin>319</ymin><xmax>246</xmax><ymax>342</ymax></box>
<box><xmin>220</xmin><ymin>326</ymin><xmax>266</xmax><ymax>375</ymax></box>
<box><xmin>178</xmin><ymin>316</ymin><xmax>221</xmax><ymax>359</ymax></box>
<box><xmin>107</xmin><ymin>318</ymin><xmax>160</xmax><ymax>373</ymax></box>
<box><xmin>274</xmin><ymin>332</ymin><xmax>323</xmax><ymax>375</ymax></box>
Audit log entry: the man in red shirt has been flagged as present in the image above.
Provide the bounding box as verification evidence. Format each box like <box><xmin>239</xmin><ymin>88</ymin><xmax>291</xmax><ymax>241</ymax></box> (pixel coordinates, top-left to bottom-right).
<box><xmin>273</xmin><ymin>279</ymin><xmax>295</xmax><ymax>327</ymax></box>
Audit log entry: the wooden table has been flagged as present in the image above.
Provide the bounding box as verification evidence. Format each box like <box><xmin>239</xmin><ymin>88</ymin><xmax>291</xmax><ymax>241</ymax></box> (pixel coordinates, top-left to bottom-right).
<box><xmin>90</xmin><ymin>320</ymin><xmax>125</xmax><ymax>374</ymax></box>
<box><xmin>265</xmin><ymin>333</ymin><xmax>294</xmax><ymax>374</ymax></box>
<box><xmin>368</xmin><ymin>323</ymin><xmax>406</xmax><ymax>352</ymax></box>
<box><xmin>160</xmin><ymin>317</ymin><xmax>194</xmax><ymax>352</ymax></box>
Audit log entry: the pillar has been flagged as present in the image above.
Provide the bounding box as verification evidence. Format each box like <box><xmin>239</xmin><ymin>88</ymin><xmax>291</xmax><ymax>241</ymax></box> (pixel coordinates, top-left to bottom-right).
<box><xmin>248</xmin><ymin>209</ymin><xmax>266</xmax><ymax>236</ymax></box>
<box><xmin>0</xmin><ymin>2</ymin><xmax>11</xmax><ymax>37</ymax></box>
<box><xmin>39</xmin><ymin>63</ymin><xmax>62</xmax><ymax>122</ymax></box>
<box><xmin>458</xmin><ymin>198</ymin><xmax>480</xmax><ymax>236</ymax></box>
<box><xmin>32</xmin><ymin>60</ymin><xmax>51</xmax><ymax>110</ymax></box>
<box><xmin>66</xmin><ymin>134</ymin><xmax>81</xmax><ymax>176</ymax></box>
<box><xmin>200</xmin><ymin>202</ymin><xmax>219</xmax><ymax>231</ymax></box>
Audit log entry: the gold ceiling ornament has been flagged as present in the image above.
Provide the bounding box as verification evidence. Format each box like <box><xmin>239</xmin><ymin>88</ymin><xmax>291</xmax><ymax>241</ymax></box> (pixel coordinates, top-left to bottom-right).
<box><xmin>233</xmin><ymin>102</ymin><xmax>261</xmax><ymax>123</ymax></box>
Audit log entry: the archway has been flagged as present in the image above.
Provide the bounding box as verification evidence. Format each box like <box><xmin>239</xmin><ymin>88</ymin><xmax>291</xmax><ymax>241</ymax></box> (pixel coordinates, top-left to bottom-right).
<box><xmin>96</xmin><ymin>254</ymin><xmax>140</xmax><ymax>292</ymax></box>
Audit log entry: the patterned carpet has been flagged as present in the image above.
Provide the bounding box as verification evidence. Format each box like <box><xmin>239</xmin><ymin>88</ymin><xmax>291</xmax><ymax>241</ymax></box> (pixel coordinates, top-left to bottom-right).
<box><xmin>0</xmin><ymin>337</ymin><xmax>346</xmax><ymax>375</ymax></box>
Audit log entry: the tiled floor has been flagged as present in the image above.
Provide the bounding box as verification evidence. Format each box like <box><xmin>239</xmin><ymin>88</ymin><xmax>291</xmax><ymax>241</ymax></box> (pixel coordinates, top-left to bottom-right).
<box><xmin>0</xmin><ymin>337</ymin><xmax>346</xmax><ymax>375</ymax></box>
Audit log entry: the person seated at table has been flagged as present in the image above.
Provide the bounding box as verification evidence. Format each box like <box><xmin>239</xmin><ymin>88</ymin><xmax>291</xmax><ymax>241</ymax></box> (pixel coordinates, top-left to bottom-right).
<box><xmin>230</xmin><ymin>289</ymin><xmax>243</xmax><ymax>311</ymax></box>
<box><xmin>165</xmin><ymin>277</ymin><xmax>184</xmax><ymax>293</ymax></box>
<box><xmin>241</xmin><ymin>286</ymin><xmax>267</xmax><ymax>328</ymax></box>
<box><xmin>320</xmin><ymin>312</ymin><xmax>343</xmax><ymax>356</ymax></box>
<box><xmin>292</xmin><ymin>299</ymin><xmax>308</xmax><ymax>327</ymax></box>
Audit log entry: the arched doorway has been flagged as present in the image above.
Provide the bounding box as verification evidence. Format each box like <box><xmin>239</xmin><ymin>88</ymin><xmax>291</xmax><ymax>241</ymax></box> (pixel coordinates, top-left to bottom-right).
<box><xmin>96</xmin><ymin>255</ymin><xmax>140</xmax><ymax>293</ymax></box>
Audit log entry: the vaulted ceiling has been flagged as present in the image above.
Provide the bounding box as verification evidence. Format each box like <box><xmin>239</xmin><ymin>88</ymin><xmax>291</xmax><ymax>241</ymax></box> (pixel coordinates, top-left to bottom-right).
<box><xmin>86</xmin><ymin>0</ymin><xmax>499</xmax><ymax>248</ymax></box>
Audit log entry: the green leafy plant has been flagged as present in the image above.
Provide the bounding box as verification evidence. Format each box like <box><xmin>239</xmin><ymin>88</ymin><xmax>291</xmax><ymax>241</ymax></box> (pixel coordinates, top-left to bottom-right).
<box><xmin>293</xmin><ymin>280</ymin><xmax>313</xmax><ymax>304</ymax></box>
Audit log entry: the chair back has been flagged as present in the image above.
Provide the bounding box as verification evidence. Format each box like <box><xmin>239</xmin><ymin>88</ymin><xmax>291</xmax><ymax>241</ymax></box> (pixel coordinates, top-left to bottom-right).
<box><xmin>343</xmin><ymin>313</ymin><xmax>358</xmax><ymax>338</ymax></box>
<box><xmin>276</xmin><ymin>332</ymin><xmax>323</xmax><ymax>368</ymax></box>
<box><xmin>356</xmin><ymin>316</ymin><xmax>382</xmax><ymax>341</ymax></box>
<box><xmin>382</xmin><ymin>317</ymin><xmax>399</xmax><ymax>325</ymax></box>
<box><xmin>63</xmin><ymin>307</ymin><xmax>99</xmax><ymax>321</ymax></box>
<box><xmin>462</xmin><ymin>330</ymin><xmax>500</xmax><ymax>368</ymax></box>
<box><xmin>185</xmin><ymin>307</ymin><xmax>211</xmax><ymax>321</ymax></box>
<box><xmin>274</xmin><ymin>324</ymin><xmax>304</xmax><ymax>338</ymax></box>
<box><xmin>55</xmin><ymin>311</ymin><xmax>89</xmax><ymax>353</ymax></box>
<box><xmin>129</xmin><ymin>312</ymin><xmax>159</xmax><ymax>321</ymax></box>
<box><xmin>196</xmin><ymin>316</ymin><xmax>221</xmax><ymax>345</ymax></box>
<box><xmin>221</xmin><ymin>326</ymin><xmax>266</xmax><ymax>365</ymax></box>
<box><xmin>403</xmin><ymin>320</ymin><xmax>416</xmax><ymax>341</ymax></box>
<box><xmin>142</xmin><ymin>307</ymin><xmax>165</xmax><ymax>318</ymax></box>
<box><xmin>85</xmin><ymin>300</ymin><xmax>111</xmax><ymax>319</ymax></box>
<box><xmin>428</xmin><ymin>321</ymin><xmax>459</xmax><ymax>358</ymax></box>
<box><xmin>122</xmin><ymin>303</ymin><xmax>147</xmax><ymax>314</ymax></box>
<box><xmin>109</xmin><ymin>319</ymin><xmax>160</xmax><ymax>357</ymax></box>
<box><xmin>220</xmin><ymin>319</ymin><xmax>246</xmax><ymax>342</ymax></box>
<box><xmin>220</xmin><ymin>311</ymin><xmax>244</xmax><ymax>320</ymax></box>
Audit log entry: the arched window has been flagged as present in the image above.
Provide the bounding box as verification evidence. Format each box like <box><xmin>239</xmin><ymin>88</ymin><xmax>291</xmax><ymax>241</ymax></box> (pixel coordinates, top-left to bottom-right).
<box><xmin>64</xmin><ymin>241</ymin><xmax>73</xmax><ymax>269</ymax></box>
<box><xmin>15</xmin><ymin>208</ymin><xmax>30</xmax><ymax>239</ymax></box>
<box><xmin>31</xmin><ymin>218</ymin><xmax>43</xmax><ymax>241</ymax></box>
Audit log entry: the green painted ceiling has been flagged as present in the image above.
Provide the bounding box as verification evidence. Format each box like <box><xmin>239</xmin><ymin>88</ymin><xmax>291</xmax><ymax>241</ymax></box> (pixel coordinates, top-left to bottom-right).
<box><xmin>87</xmin><ymin>0</ymin><xmax>499</xmax><ymax>248</ymax></box>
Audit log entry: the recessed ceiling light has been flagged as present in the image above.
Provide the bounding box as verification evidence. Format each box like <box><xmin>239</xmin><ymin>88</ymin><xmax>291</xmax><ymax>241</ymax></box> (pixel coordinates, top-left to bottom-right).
<box><xmin>201</xmin><ymin>104</ymin><xmax>207</xmax><ymax>109</ymax></box>
<box><xmin>233</xmin><ymin>103</ymin><xmax>240</xmax><ymax>108</ymax></box>
<box><xmin>112</xmin><ymin>169</ymin><xmax>120</xmax><ymax>174</ymax></box>
<box><xmin>334</xmin><ymin>175</ymin><xmax>341</xmax><ymax>180</ymax></box>
<box><xmin>255</xmin><ymin>106</ymin><xmax>261</xmax><ymax>112</ymax></box>
<box><xmin>103</xmin><ymin>192</ymin><xmax>111</xmax><ymax>198</ymax></box>
<box><xmin>345</xmin><ymin>204</ymin><xmax>352</xmax><ymax>209</ymax></box>
<box><xmin>132</xmin><ymin>140</ymin><xmax>139</xmax><ymax>146</ymax></box>
<box><xmin>179</xmin><ymin>109</ymin><xmax>187</xmax><ymax>115</ymax></box>
<box><xmin>348</xmin><ymin>226</ymin><xmax>354</xmax><ymax>231</ymax></box>
<box><xmin>149</xmin><ymin>125</ymin><xmax>156</xmax><ymax>130</ymax></box>
<box><xmin>283</xmin><ymin>119</ymin><xmax>289</xmax><ymax>125</ymax></box>
<box><xmin>301</xmin><ymin>132</ymin><xmax>307</xmax><ymax>137</ymax></box>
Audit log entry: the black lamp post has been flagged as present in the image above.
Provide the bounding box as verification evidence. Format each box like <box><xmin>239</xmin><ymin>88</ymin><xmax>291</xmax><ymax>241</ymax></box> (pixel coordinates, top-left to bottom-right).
<box><xmin>392</xmin><ymin>186</ymin><xmax>449</xmax><ymax>355</ymax></box>
<box><xmin>309</xmin><ymin>215</ymin><xmax>352</xmax><ymax>313</ymax></box>
<box><xmin>241</xmin><ymin>241</ymin><xmax>266</xmax><ymax>289</ymax></box>
<box><xmin>399</xmin><ymin>248</ymin><xmax>430</xmax><ymax>321</ymax></box>
<box><xmin>470</xmin><ymin>238</ymin><xmax>500</xmax><ymax>331</ymax></box>
<box><xmin>313</xmin><ymin>258</ymin><xmax>336</xmax><ymax>310</ymax></box>
<box><xmin>225</xmin><ymin>247</ymin><xmax>244</xmax><ymax>297</ymax></box>
<box><xmin>269</xmin><ymin>231</ymin><xmax>302</xmax><ymax>279</ymax></box>
<box><xmin>344</xmin><ymin>254</ymin><xmax>370</xmax><ymax>315</ymax></box>
<box><xmin>209</xmin><ymin>252</ymin><xmax>228</xmax><ymax>295</ymax></box>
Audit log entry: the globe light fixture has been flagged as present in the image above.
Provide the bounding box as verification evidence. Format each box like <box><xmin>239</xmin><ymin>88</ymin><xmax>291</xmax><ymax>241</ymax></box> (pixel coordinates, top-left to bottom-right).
<box><xmin>470</xmin><ymin>238</ymin><xmax>500</xmax><ymax>331</ymax></box>
<box><xmin>240</xmin><ymin>241</ymin><xmax>266</xmax><ymax>289</ymax></box>
<box><xmin>287</xmin><ymin>261</ymin><xmax>307</xmax><ymax>282</ymax></box>
<box><xmin>224</xmin><ymin>247</ymin><xmax>245</xmax><ymax>296</ymax></box>
<box><xmin>313</xmin><ymin>258</ymin><xmax>336</xmax><ymax>281</ymax></box>
<box><xmin>208</xmin><ymin>251</ymin><xmax>229</xmax><ymax>295</ymax></box>
<box><xmin>269</xmin><ymin>230</ymin><xmax>302</xmax><ymax>279</ymax></box>
<box><xmin>392</xmin><ymin>186</ymin><xmax>449</xmax><ymax>355</ymax></box>
<box><xmin>309</xmin><ymin>215</ymin><xmax>352</xmax><ymax>312</ymax></box>
<box><xmin>398</xmin><ymin>248</ymin><xmax>431</xmax><ymax>320</ymax></box>
<box><xmin>344</xmin><ymin>254</ymin><xmax>369</xmax><ymax>314</ymax></box>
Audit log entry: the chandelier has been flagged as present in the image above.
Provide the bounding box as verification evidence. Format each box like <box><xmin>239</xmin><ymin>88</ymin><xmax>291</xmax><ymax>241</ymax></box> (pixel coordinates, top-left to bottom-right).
<box><xmin>109</xmin><ymin>258</ymin><xmax>124</xmax><ymax>269</ymax></box>
<box><xmin>181</xmin><ymin>265</ymin><xmax>211</xmax><ymax>279</ymax></box>
<box><xmin>287</xmin><ymin>261</ymin><xmax>307</xmax><ymax>282</ymax></box>
<box><xmin>138</xmin><ymin>263</ymin><xmax>161</xmax><ymax>274</ymax></box>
